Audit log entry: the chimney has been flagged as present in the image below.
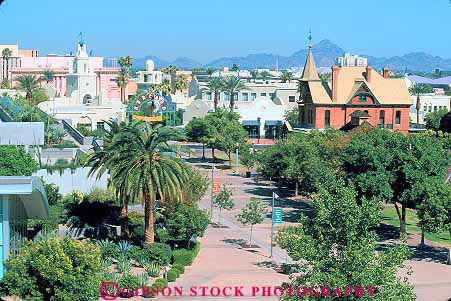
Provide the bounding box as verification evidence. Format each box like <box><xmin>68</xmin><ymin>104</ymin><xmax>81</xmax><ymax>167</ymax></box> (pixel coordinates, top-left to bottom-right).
<box><xmin>383</xmin><ymin>67</ymin><xmax>389</xmax><ymax>78</ymax></box>
<box><xmin>366</xmin><ymin>66</ymin><xmax>372</xmax><ymax>83</ymax></box>
<box><xmin>332</xmin><ymin>65</ymin><xmax>339</xmax><ymax>102</ymax></box>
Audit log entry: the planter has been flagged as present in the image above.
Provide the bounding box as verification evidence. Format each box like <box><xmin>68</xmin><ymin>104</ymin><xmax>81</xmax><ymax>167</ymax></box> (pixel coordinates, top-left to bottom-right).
<box><xmin>245</xmin><ymin>171</ymin><xmax>251</xmax><ymax>178</ymax></box>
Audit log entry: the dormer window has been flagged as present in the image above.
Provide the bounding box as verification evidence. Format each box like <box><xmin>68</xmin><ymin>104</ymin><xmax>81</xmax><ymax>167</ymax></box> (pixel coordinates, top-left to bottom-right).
<box><xmin>359</xmin><ymin>94</ymin><xmax>367</xmax><ymax>102</ymax></box>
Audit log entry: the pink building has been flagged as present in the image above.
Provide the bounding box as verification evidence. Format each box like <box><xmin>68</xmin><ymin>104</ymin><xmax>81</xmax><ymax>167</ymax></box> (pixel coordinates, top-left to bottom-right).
<box><xmin>9</xmin><ymin>44</ymin><xmax>122</xmax><ymax>99</ymax></box>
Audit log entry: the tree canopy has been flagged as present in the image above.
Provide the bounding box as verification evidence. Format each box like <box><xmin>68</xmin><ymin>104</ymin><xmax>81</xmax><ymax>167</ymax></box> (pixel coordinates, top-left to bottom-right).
<box><xmin>0</xmin><ymin>146</ymin><xmax>38</xmax><ymax>176</ymax></box>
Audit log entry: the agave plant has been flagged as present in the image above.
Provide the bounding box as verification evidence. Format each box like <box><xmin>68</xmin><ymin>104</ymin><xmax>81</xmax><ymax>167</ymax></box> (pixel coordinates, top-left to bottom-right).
<box><xmin>144</xmin><ymin>261</ymin><xmax>161</xmax><ymax>278</ymax></box>
<box><xmin>117</xmin><ymin>257</ymin><xmax>132</xmax><ymax>275</ymax></box>
<box><xmin>137</xmin><ymin>273</ymin><xmax>150</xmax><ymax>287</ymax></box>
<box><xmin>101</xmin><ymin>258</ymin><xmax>113</xmax><ymax>269</ymax></box>
<box><xmin>117</xmin><ymin>240</ymin><xmax>133</xmax><ymax>258</ymax></box>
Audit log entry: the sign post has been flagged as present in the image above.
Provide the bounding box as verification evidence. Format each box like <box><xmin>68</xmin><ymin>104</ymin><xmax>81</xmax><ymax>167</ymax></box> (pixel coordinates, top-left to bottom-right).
<box><xmin>210</xmin><ymin>164</ymin><xmax>218</xmax><ymax>218</ymax></box>
<box><xmin>270</xmin><ymin>192</ymin><xmax>280</xmax><ymax>258</ymax></box>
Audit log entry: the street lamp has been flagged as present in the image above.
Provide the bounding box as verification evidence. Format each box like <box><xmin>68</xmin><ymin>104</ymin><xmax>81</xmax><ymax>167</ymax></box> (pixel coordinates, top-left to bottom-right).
<box><xmin>210</xmin><ymin>163</ymin><xmax>216</xmax><ymax>219</ymax></box>
<box><xmin>257</xmin><ymin>117</ymin><xmax>261</xmax><ymax>144</ymax></box>
<box><xmin>234</xmin><ymin>142</ymin><xmax>239</xmax><ymax>175</ymax></box>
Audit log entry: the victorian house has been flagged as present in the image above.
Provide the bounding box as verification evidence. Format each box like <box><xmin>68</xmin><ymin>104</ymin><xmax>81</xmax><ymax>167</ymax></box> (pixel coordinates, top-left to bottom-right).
<box><xmin>298</xmin><ymin>43</ymin><xmax>411</xmax><ymax>133</ymax></box>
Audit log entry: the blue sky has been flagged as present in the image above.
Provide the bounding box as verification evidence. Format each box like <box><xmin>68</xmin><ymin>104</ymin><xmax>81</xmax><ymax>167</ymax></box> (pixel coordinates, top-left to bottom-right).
<box><xmin>0</xmin><ymin>0</ymin><xmax>450</xmax><ymax>62</ymax></box>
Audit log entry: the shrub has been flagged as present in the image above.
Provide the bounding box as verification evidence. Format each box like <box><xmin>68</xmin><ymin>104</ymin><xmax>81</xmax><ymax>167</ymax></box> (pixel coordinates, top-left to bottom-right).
<box><xmin>172</xmin><ymin>249</ymin><xmax>194</xmax><ymax>266</ymax></box>
<box><xmin>166</xmin><ymin>269</ymin><xmax>179</xmax><ymax>282</ymax></box>
<box><xmin>117</xmin><ymin>257</ymin><xmax>132</xmax><ymax>274</ymax></box>
<box><xmin>118</xmin><ymin>274</ymin><xmax>141</xmax><ymax>298</ymax></box>
<box><xmin>143</xmin><ymin>261</ymin><xmax>161</xmax><ymax>278</ymax></box>
<box><xmin>172</xmin><ymin>263</ymin><xmax>185</xmax><ymax>274</ymax></box>
<box><xmin>153</xmin><ymin>278</ymin><xmax>168</xmax><ymax>290</ymax></box>
<box><xmin>97</xmin><ymin>240</ymin><xmax>120</xmax><ymax>260</ymax></box>
<box><xmin>142</xmin><ymin>243</ymin><xmax>172</xmax><ymax>266</ymax></box>
<box><xmin>0</xmin><ymin>237</ymin><xmax>104</xmax><ymax>301</ymax></box>
<box><xmin>117</xmin><ymin>240</ymin><xmax>133</xmax><ymax>258</ymax></box>
<box><xmin>0</xmin><ymin>145</ymin><xmax>38</xmax><ymax>176</ymax></box>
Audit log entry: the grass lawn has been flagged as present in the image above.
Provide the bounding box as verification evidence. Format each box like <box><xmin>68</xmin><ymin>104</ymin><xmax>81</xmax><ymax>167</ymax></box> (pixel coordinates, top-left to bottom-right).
<box><xmin>381</xmin><ymin>205</ymin><xmax>451</xmax><ymax>247</ymax></box>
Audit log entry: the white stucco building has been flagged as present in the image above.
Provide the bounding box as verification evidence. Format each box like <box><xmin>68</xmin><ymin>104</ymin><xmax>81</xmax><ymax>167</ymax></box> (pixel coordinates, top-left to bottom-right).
<box><xmin>136</xmin><ymin>60</ymin><xmax>164</xmax><ymax>90</ymax></box>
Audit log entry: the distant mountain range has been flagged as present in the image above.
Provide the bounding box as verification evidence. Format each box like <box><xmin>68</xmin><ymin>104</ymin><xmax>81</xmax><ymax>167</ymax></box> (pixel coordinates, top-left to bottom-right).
<box><xmin>133</xmin><ymin>39</ymin><xmax>451</xmax><ymax>72</ymax></box>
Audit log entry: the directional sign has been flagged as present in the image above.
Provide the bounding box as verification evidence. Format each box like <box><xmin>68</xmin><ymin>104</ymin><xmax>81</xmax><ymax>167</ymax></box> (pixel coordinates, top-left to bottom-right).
<box><xmin>273</xmin><ymin>207</ymin><xmax>283</xmax><ymax>225</ymax></box>
<box><xmin>212</xmin><ymin>180</ymin><xmax>221</xmax><ymax>193</ymax></box>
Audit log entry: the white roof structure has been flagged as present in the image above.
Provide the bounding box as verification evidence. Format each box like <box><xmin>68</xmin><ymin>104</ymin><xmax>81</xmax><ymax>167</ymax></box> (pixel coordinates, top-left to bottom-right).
<box><xmin>0</xmin><ymin>122</ymin><xmax>44</xmax><ymax>146</ymax></box>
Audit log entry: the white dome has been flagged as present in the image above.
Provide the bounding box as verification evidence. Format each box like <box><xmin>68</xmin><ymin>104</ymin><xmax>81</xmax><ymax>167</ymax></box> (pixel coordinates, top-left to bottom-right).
<box><xmin>146</xmin><ymin>60</ymin><xmax>155</xmax><ymax>72</ymax></box>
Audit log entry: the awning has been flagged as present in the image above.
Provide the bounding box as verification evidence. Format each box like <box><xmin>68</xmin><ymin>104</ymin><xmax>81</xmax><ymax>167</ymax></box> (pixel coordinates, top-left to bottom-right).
<box><xmin>0</xmin><ymin>177</ymin><xmax>49</xmax><ymax>219</ymax></box>
<box><xmin>265</xmin><ymin>120</ymin><xmax>283</xmax><ymax>126</ymax></box>
<box><xmin>242</xmin><ymin>120</ymin><xmax>259</xmax><ymax>126</ymax></box>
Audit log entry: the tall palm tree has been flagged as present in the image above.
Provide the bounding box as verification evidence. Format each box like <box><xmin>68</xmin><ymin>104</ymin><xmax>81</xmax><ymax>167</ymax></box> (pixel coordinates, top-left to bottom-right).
<box><xmin>41</xmin><ymin>69</ymin><xmax>55</xmax><ymax>84</ymax></box>
<box><xmin>250</xmin><ymin>70</ymin><xmax>258</xmax><ymax>83</ymax></box>
<box><xmin>2</xmin><ymin>48</ymin><xmax>12</xmax><ymax>88</ymax></box>
<box><xmin>117</xmin><ymin>56</ymin><xmax>134</xmax><ymax>102</ymax></box>
<box><xmin>409</xmin><ymin>83</ymin><xmax>434</xmax><ymax>124</ymax></box>
<box><xmin>279</xmin><ymin>70</ymin><xmax>293</xmax><ymax>83</ymax></box>
<box><xmin>16</xmin><ymin>74</ymin><xmax>41</xmax><ymax>102</ymax></box>
<box><xmin>205</xmin><ymin>77</ymin><xmax>223</xmax><ymax>110</ymax></box>
<box><xmin>110</xmin><ymin>123</ymin><xmax>190</xmax><ymax>244</ymax></box>
<box><xmin>221</xmin><ymin>75</ymin><xmax>248</xmax><ymax>112</ymax></box>
<box><xmin>205</xmin><ymin>67</ymin><xmax>216</xmax><ymax>78</ymax></box>
<box><xmin>161</xmin><ymin>65</ymin><xmax>179</xmax><ymax>93</ymax></box>
<box><xmin>86</xmin><ymin>119</ymin><xmax>132</xmax><ymax>238</ymax></box>
<box><xmin>175</xmin><ymin>74</ymin><xmax>189</xmax><ymax>93</ymax></box>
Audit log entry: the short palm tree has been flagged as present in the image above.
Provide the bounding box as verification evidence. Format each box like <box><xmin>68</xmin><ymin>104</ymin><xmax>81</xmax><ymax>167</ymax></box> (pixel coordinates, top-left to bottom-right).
<box><xmin>409</xmin><ymin>83</ymin><xmax>434</xmax><ymax>124</ymax></box>
<box><xmin>221</xmin><ymin>75</ymin><xmax>248</xmax><ymax>112</ymax></box>
<box><xmin>279</xmin><ymin>70</ymin><xmax>293</xmax><ymax>83</ymax></box>
<box><xmin>158</xmin><ymin>79</ymin><xmax>171</xmax><ymax>96</ymax></box>
<box><xmin>205</xmin><ymin>77</ymin><xmax>223</xmax><ymax>110</ymax></box>
<box><xmin>110</xmin><ymin>123</ymin><xmax>190</xmax><ymax>244</ymax></box>
<box><xmin>161</xmin><ymin>65</ymin><xmax>179</xmax><ymax>93</ymax></box>
<box><xmin>42</xmin><ymin>69</ymin><xmax>55</xmax><ymax>84</ymax></box>
<box><xmin>117</xmin><ymin>56</ymin><xmax>134</xmax><ymax>102</ymax></box>
<box><xmin>205</xmin><ymin>67</ymin><xmax>216</xmax><ymax>78</ymax></box>
<box><xmin>259</xmin><ymin>71</ymin><xmax>272</xmax><ymax>83</ymax></box>
<box><xmin>250</xmin><ymin>70</ymin><xmax>258</xmax><ymax>83</ymax></box>
<box><xmin>86</xmin><ymin>119</ymin><xmax>133</xmax><ymax>238</ymax></box>
<box><xmin>175</xmin><ymin>74</ymin><xmax>189</xmax><ymax>93</ymax></box>
<box><xmin>16</xmin><ymin>74</ymin><xmax>41</xmax><ymax>102</ymax></box>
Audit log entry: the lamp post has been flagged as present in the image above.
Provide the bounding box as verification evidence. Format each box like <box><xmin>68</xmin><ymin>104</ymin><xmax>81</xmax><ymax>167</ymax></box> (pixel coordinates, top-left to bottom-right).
<box><xmin>210</xmin><ymin>162</ymin><xmax>215</xmax><ymax>219</ymax></box>
<box><xmin>234</xmin><ymin>142</ymin><xmax>239</xmax><ymax>175</ymax></box>
<box><xmin>257</xmin><ymin>117</ymin><xmax>261</xmax><ymax>144</ymax></box>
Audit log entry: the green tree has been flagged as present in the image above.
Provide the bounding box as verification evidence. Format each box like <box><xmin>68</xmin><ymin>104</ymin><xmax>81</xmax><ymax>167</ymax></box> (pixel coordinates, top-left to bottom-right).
<box><xmin>284</xmin><ymin>107</ymin><xmax>299</xmax><ymax>127</ymax></box>
<box><xmin>205</xmin><ymin>77</ymin><xmax>223</xmax><ymax>111</ymax></box>
<box><xmin>15</xmin><ymin>74</ymin><xmax>41</xmax><ymax>102</ymax></box>
<box><xmin>231</xmin><ymin>64</ymin><xmax>240</xmax><ymax>72</ymax></box>
<box><xmin>425</xmin><ymin>108</ymin><xmax>448</xmax><ymax>130</ymax></box>
<box><xmin>31</xmin><ymin>88</ymin><xmax>49</xmax><ymax>105</ymax></box>
<box><xmin>0</xmin><ymin>237</ymin><xmax>104</xmax><ymax>301</ymax></box>
<box><xmin>2</xmin><ymin>47</ymin><xmax>12</xmax><ymax>87</ymax></box>
<box><xmin>161</xmin><ymin>65</ymin><xmax>179</xmax><ymax>93</ymax></box>
<box><xmin>44</xmin><ymin>182</ymin><xmax>62</xmax><ymax>206</ymax></box>
<box><xmin>279</xmin><ymin>70</ymin><xmax>293</xmax><ymax>83</ymax></box>
<box><xmin>109</xmin><ymin>123</ymin><xmax>190</xmax><ymax>244</ymax></box>
<box><xmin>237</xmin><ymin>198</ymin><xmax>266</xmax><ymax>246</ymax></box>
<box><xmin>205</xmin><ymin>67</ymin><xmax>216</xmax><ymax>78</ymax></box>
<box><xmin>221</xmin><ymin>75</ymin><xmax>248</xmax><ymax>112</ymax></box>
<box><xmin>0</xmin><ymin>145</ymin><xmax>38</xmax><ymax>176</ymax></box>
<box><xmin>240</xmin><ymin>146</ymin><xmax>256</xmax><ymax>173</ymax></box>
<box><xmin>158</xmin><ymin>79</ymin><xmax>171</xmax><ymax>96</ymax></box>
<box><xmin>258</xmin><ymin>70</ymin><xmax>272</xmax><ymax>83</ymax></box>
<box><xmin>216</xmin><ymin>120</ymin><xmax>248</xmax><ymax>168</ymax></box>
<box><xmin>276</xmin><ymin>181</ymin><xmax>416</xmax><ymax>301</ymax></box>
<box><xmin>409</xmin><ymin>83</ymin><xmax>434</xmax><ymax>124</ymax></box>
<box><xmin>41</xmin><ymin>69</ymin><xmax>55</xmax><ymax>84</ymax></box>
<box><xmin>117</xmin><ymin>56</ymin><xmax>134</xmax><ymax>102</ymax></box>
<box><xmin>213</xmin><ymin>185</ymin><xmax>234</xmax><ymax>227</ymax></box>
<box><xmin>175</xmin><ymin>74</ymin><xmax>189</xmax><ymax>92</ymax></box>
<box><xmin>250</xmin><ymin>70</ymin><xmax>258</xmax><ymax>83</ymax></box>
<box><xmin>185</xmin><ymin>117</ymin><xmax>212</xmax><ymax>159</ymax></box>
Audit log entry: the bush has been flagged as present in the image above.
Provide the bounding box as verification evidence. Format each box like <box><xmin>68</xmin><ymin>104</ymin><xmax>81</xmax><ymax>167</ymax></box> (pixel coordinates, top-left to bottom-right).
<box><xmin>143</xmin><ymin>261</ymin><xmax>161</xmax><ymax>278</ymax></box>
<box><xmin>166</xmin><ymin>269</ymin><xmax>179</xmax><ymax>282</ymax></box>
<box><xmin>118</xmin><ymin>274</ymin><xmax>141</xmax><ymax>298</ymax></box>
<box><xmin>172</xmin><ymin>249</ymin><xmax>194</xmax><ymax>266</ymax></box>
<box><xmin>0</xmin><ymin>237</ymin><xmax>104</xmax><ymax>301</ymax></box>
<box><xmin>97</xmin><ymin>240</ymin><xmax>120</xmax><ymax>260</ymax></box>
<box><xmin>141</xmin><ymin>243</ymin><xmax>172</xmax><ymax>266</ymax></box>
<box><xmin>152</xmin><ymin>278</ymin><xmax>168</xmax><ymax>290</ymax></box>
<box><xmin>172</xmin><ymin>263</ymin><xmax>185</xmax><ymax>274</ymax></box>
<box><xmin>0</xmin><ymin>145</ymin><xmax>38</xmax><ymax>176</ymax></box>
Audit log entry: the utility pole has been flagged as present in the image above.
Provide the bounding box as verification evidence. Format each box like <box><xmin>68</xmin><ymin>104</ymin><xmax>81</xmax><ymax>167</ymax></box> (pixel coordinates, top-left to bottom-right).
<box><xmin>210</xmin><ymin>163</ymin><xmax>215</xmax><ymax>219</ymax></box>
<box><xmin>234</xmin><ymin>143</ymin><xmax>239</xmax><ymax>175</ymax></box>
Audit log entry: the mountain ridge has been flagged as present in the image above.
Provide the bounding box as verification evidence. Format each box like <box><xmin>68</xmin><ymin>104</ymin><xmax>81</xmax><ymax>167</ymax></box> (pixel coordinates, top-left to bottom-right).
<box><xmin>133</xmin><ymin>40</ymin><xmax>451</xmax><ymax>72</ymax></box>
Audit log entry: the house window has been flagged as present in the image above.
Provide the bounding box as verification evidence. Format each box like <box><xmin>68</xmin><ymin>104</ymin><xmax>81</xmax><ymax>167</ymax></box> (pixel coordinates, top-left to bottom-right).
<box><xmin>428</xmin><ymin>105</ymin><xmax>432</xmax><ymax>112</ymax></box>
<box><xmin>395</xmin><ymin>111</ymin><xmax>401</xmax><ymax>125</ymax></box>
<box><xmin>289</xmin><ymin>96</ymin><xmax>296</xmax><ymax>103</ymax></box>
<box><xmin>206</xmin><ymin>92</ymin><xmax>212</xmax><ymax>101</ymax></box>
<box><xmin>379</xmin><ymin>110</ymin><xmax>385</xmax><ymax>128</ymax></box>
<box><xmin>269</xmin><ymin>93</ymin><xmax>275</xmax><ymax>99</ymax></box>
<box><xmin>242</xmin><ymin>93</ymin><xmax>249</xmax><ymax>101</ymax></box>
<box><xmin>359</xmin><ymin>94</ymin><xmax>367</xmax><ymax>102</ymax></box>
<box><xmin>423</xmin><ymin>105</ymin><xmax>427</xmax><ymax>112</ymax></box>
<box><xmin>233</xmin><ymin>92</ymin><xmax>238</xmax><ymax>100</ymax></box>
<box><xmin>251</xmin><ymin>93</ymin><xmax>257</xmax><ymax>101</ymax></box>
<box><xmin>325</xmin><ymin>110</ymin><xmax>330</xmax><ymax>128</ymax></box>
<box><xmin>224</xmin><ymin>92</ymin><xmax>230</xmax><ymax>101</ymax></box>
<box><xmin>434</xmin><ymin>106</ymin><xmax>438</xmax><ymax>112</ymax></box>
<box><xmin>260</xmin><ymin>93</ymin><xmax>267</xmax><ymax>97</ymax></box>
